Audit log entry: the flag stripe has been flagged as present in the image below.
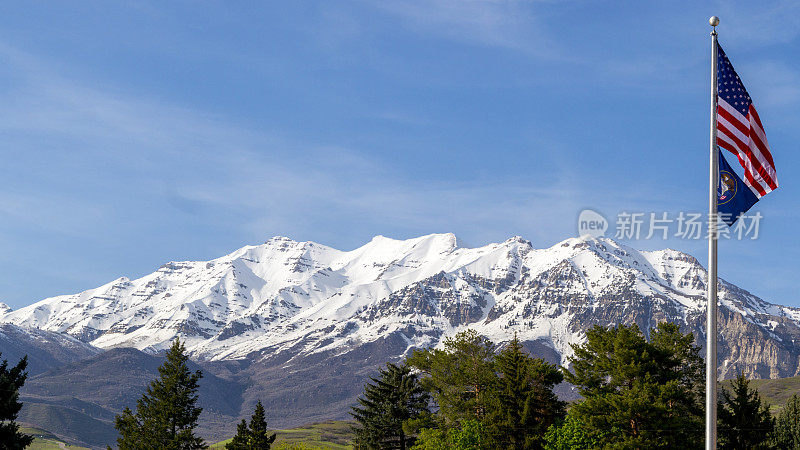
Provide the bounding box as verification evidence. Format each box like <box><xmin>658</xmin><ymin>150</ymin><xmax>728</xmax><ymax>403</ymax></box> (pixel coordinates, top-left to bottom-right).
<box><xmin>718</xmin><ymin>143</ymin><xmax>766</xmax><ymax>198</ymax></box>
<box><xmin>748</xmin><ymin>107</ymin><xmax>774</xmax><ymax>167</ymax></box>
<box><xmin>717</xmin><ymin>102</ymin><xmax>750</xmax><ymax>135</ymax></box>
<box><xmin>750</xmin><ymin>106</ymin><xmax>765</xmax><ymax>129</ymax></box>
<box><xmin>749</xmin><ymin>124</ymin><xmax>771</xmax><ymax>165</ymax></box>
<box><xmin>716</xmin><ymin>118</ymin><xmax>775</xmax><ymax>188</ymax></box>
<box><xmin>717</xmin><ymin>131</ymin><xmax>770</xmax><ymax>196</ymax></box>
<box><xmin>717</xmin><ymin>99</ymin><xmax>777</xmax><ymax>187</ymax></box>
<box><xmin>716</xmin><ymin>101</ymin><xmax>777</xmax><ymax>193</ymax></box>
<box><xmin>717</xmin><ymin>135</ymin><xmax>767</xmax><ymax>197</ymax></box>
<box><xmin>716</xmin><ymin>119</ymin><xmax>776</xmax><ymax>192</ymax></box>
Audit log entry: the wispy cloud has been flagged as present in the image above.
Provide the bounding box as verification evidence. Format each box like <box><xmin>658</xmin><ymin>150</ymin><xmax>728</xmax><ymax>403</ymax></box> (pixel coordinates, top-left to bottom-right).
<box><xmin>3</xmin><ymin>42</ymin><xmax>684</xmax><ymax>263</ymax></box>
<box><xmin>0</xmin><ymin>40</ymin><xmax>592</xmax><ymax>250</ymax></box>
<box><xmin>365</xmin><ymin>0</ymin><xmax>568</xmax><ymax>60</ymax></box>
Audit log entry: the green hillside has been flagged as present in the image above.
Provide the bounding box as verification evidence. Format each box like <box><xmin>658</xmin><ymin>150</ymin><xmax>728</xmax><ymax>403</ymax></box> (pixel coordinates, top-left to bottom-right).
<box><xmin>744</xmin><ymin>375</ymin><xmax>800</xmax><ymax>412</ymax></box>
<box><xmin>211</xmin><ymin>421</ymin><xmax>354</xmax><ymax>450</ymax></box>
<box><xmin>19</xmin><ymin>427</ymin><xmax>89</xmax><ymax>450</ymax></box>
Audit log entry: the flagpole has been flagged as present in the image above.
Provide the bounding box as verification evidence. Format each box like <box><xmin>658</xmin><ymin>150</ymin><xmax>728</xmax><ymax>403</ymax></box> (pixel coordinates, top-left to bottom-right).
<box><xmin>706</xmin><ymin>15</ymin><xmax>720</xmax><ymax>450</ymax></box>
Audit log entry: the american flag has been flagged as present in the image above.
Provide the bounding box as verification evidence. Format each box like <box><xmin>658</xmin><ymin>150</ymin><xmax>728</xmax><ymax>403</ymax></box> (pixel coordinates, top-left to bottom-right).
<box><xmin>716</xmin><ymin>42</ymin><xmax>777</xmax><ymax>198</ymax></box>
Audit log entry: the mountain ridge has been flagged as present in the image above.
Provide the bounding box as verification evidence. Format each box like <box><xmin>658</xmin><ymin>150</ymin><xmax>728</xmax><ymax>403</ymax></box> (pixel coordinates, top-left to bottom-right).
<box><xmin>2</xmin><ymin>233</ymin><xmax>799</xmax><ymax>379</ymax></box>
<box><xmin>0</xmin><ymin>323</ymin><xmax>100</xmax><ymax>375</ymax></box>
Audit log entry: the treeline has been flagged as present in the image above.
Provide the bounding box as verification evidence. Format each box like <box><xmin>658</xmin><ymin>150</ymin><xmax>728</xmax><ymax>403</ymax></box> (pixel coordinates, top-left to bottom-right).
<box><xmin>350</xmin><ymin>323</ymin><xmax>800</xmax><ymax>450</ymax></box>
<box><xmin>3</xmin><ymin>325</ymin><xmax>800</xmax><ymax>450</ymax></box>
<box><xmin>0</xmin><ymin>340</ymin><xmax>277</xmax><ymax>450</ymax></box>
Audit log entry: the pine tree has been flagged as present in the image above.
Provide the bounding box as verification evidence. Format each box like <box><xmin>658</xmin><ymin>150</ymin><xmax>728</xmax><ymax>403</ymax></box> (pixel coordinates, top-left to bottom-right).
<box><xmin>770</xmin><ymin>394</ymin><xmax>800</xmax><ymax>449</ymax></box>
<box><xmin>564</xmin><ymin>322</ymin><xmax>704</xmax><ymax>448</ymax></box>
<box><xmin>351</xmin><ymin>363</ymin><xmax>430</xmax><ymax>449</ymax></box>
<box><xmin>249</xmin><ymin>401</ymin><xmax>276</xmax><ymax>448</ymax></box>
<box><xmin>490</xmin><ymin>334</ymin><xmax>565</xmax><ymax>450</ymax></box>
<box><xmin>0</xmin><ymin>353</ymin><xmax>33</xmax><ymax>450</ymax></box>
<box><xmin>114</xmin><ymin>339</ymin><xmax>206</xmax><ymax>449</ymax></box>
<box><xmin>407</xmin><ymin>330</ymin><xmax>496</xmax><ymax>425</ymax></box>
<box><xmin>493</xmin><ymin>335</ymin><xmax>528</xmax><ymax>448</ymax></box>
<box><xmin>226</xmin><ymin>420</ymin><xmax>251</xmax><ymax>450</ymax></box>
<box><xmin>226</xmin><ymin>400</ymin><xmax>276</xmax><ymax>449</ymax></box>
<box><xmin>718</xmin><ymin>373</ymin><xmax>774</xmax><ymax>450</ymax></box>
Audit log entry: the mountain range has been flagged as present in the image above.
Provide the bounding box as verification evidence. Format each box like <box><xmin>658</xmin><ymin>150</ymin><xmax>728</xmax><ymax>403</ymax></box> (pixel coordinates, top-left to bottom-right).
<box><xmin>2</xmin><ymin>233</ymin><xmax>800</xmax><ymax>446</ymax></box>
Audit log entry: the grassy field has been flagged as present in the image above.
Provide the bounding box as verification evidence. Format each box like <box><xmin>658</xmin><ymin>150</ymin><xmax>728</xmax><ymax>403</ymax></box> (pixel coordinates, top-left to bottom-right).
<box><xmin>743</xmin><ymin>376</ymin><xmax>800</xmax><ymax>412</ymax></box>
<box><xmin>19</xmin><ymin>427</ymin><xmax>89</xmax><ymax>450</ymax></box>
<box><xmin>19</xmin><ymin>421</ymin><xmax>353</xmax><ymax>449</ymax></box>
<box><xmin>211</xmin><ymin>421</ymin><xmax>354</xmax><ymax>450</ymax></box>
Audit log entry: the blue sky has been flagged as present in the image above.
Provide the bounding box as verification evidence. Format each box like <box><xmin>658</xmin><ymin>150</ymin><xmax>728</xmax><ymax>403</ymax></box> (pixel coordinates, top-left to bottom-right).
<box><xmin>1</xmin><ymin>1</ymin><xmax>799</xmax><ymax>309</ymax></box>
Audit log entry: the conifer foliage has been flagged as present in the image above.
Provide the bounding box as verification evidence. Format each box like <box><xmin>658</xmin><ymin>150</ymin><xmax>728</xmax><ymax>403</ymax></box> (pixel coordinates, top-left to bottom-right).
<box><xmin>0</xmin><ymin>353</ymin><xmax>32</xmax><ymax>450</ymax></box>
<box><xmin>408</xmin><ymin>331</ymin><xmax>565</xmax><ymax>449</ymax></box>
<box><xmin>564</xmin><ymin>322</ymin><xmax>704</xmax><ymax>448</ymax></box>
<box><xmin>226</xmin><ymin>400</ymin><xmax>276</xmax><ymax>450</ymax></box>
<box><xmin>718</xmin><ymin>373</ymin><xmax>774</xmax><ymax>450</ymax></box>
<box><xmin>407</xmin><ymin>330</ymin><xmax>496</xmax><ymax>425</ymax></box>
<box><xmin>228</xmin><ymin>421</ymin><xmax>251</xmax><ymax>450</ymax></box>
<box><xmin>770</xmin><ymin>394</ymin><xmax>800</xmax><ymax>449</ymax></box>
<box><xmin>351</xmin><ymin>363</ymin><xmax>430</xmax><ymax>449</ymax></box>
<box><xmin>490</xmin><ymin>334</ymin><xmax>565</xmax><ymax>450</ymax></box>
<box><xmin>114</xmin><ymin>339</ymin><xmax>206</xmax><ymax>449</ymax></box>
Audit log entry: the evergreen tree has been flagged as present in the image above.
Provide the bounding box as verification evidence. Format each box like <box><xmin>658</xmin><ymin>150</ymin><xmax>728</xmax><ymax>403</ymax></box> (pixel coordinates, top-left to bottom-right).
<box><xmin>770</xmin><ymin>394</ymin><xmax>800</xmax><ymax>449</ymax></box>
<box><xmin>249</xmin><ymin>401</ymin><xmax>276</xmax><ymax>448</ymax></box>
<box><xmin>407</xmin><ymin>330</ymin><xmax>496</xmax><ymax>425</ymax></box>
<box><xmin>489</xmin><ymin>335</ymin><xmax>565</xmax><ymax>450</ymax></box>
<box><xmin>226</xmin><ymin>400</ymin><xmax>276</xmax><ymax>449</ymax></box>
<box><xmin>0</xmin><ymin>353</ymin><xmax>33</xmax><ymax>450</ymax></box>
<box><xmin>351</xmin><ymin>363</ymin><xmax>430</xmax><ymax>449</ymax></box>
<box><xmin>564</xmin><ymin>322</ymin><xmax>704</xmax><ymax>448</ymax></box>
<box><xmin>226</xmin><ymin>420</ymin><xmax>251</xmax><ymax>450</ymax></box>
<box><xmin>718</xmin><ymin>373</ymin><xmax>774</xmax><ymax>450</ymax></box>
<box><xmin>114</xmin><ymin>339</ymin><xmax>206</xmax><ymax>450</ymax></box>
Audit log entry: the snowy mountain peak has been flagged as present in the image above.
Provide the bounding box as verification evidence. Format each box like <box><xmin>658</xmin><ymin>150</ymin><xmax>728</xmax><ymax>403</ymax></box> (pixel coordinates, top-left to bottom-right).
<box><xmin>2</xmin><ymin>233</ymin><xmax>797</xmax><ymax>379</ymax></box>
<box><xmin>0</xmin><ymin>302</ymin><xmax>11</xmax><ymax>315</ymax></box>
<box><xmin>363</xmin><ymin>232</ymin><xmax>460</xmax><ymax>252</ymax></box>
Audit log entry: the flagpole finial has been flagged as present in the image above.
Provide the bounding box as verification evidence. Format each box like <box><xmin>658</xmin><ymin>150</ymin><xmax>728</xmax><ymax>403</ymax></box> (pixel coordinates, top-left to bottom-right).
<box><xmin>709</xmin><ymin>16</ymin><xmax>720</xmax><ymax>27</ymax></box>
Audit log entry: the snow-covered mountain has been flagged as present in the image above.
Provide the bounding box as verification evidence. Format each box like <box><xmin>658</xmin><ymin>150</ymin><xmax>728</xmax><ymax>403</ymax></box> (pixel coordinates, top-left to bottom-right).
<box><xmin>0</xmin><ymin>302</ymin><xmax>11</xmax><ymax>315</ymax></box>
<box><xmin>3</xmin><ymin>234</ymin><xmax>799</xmax><ymax>379</ymax></box>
